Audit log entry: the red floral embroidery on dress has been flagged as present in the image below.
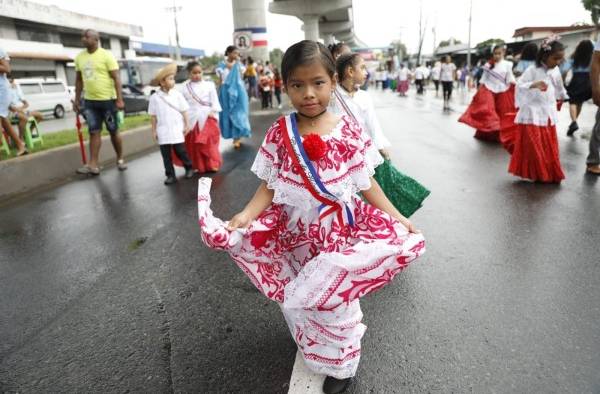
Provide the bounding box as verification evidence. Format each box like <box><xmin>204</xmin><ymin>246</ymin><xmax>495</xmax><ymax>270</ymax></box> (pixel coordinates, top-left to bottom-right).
<box><xmin>337</xmin><ymin>270</ymin><xmax>395</xmax><ymax>304</ymax></box>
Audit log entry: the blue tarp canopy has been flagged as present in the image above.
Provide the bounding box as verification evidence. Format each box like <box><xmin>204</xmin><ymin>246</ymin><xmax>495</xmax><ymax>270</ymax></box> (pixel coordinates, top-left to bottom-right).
<box><xmin>134</xmin><ymin>41</ymin><xmax>205</xmax><ymax>58</ymax></box>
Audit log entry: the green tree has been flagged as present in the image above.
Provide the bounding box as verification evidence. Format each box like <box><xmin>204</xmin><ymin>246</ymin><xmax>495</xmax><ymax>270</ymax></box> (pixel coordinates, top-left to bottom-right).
<box><xmin>390</xmin><ymin>39</ymin><xmax>408</xmax><ymax>60</ymax></box>
<box><xmin>438</xmin><ymin>38</ymin><xmax>462</xmax><ymax>48</ymax></box>
<box><xmin>200</xmin><ymin>52</ymin><xmax>223</xmax><ymax>72</ymax></box>
<box><xmin>582</xmin><ymin>0</ymin><xmax>600</xmax><ymax>24</ymax></box>
<box><xmin>475</xmin><ymin>38</ymin><xmax>505</xmax><ymax>49</ymax></box>
<box><xmin>269</xmin><ymin>48</ymin><xmax>284</xmax><ymax>69</ymax></box>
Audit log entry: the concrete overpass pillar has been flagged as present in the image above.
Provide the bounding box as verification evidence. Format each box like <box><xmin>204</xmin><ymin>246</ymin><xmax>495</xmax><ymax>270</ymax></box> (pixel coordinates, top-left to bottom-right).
<box><xmin>322</xmin><ymin>33</ymin><xmax>335</xmax><ymax>45</ymax></box>
<box><xmin>302</xmin><ymin>15</ymin><xmax>320</xmax><ymax>41</ymax></box>
<box><xmin>232</xmin><ymin>0</ymin><xmax>269</xmax><ymax>62</ymax></box>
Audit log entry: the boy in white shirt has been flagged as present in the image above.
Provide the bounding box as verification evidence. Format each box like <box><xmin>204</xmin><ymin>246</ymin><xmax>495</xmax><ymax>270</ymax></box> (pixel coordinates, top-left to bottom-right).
<box><xmin>148</xmin><ymin>63</ymin><xmax>194</xmax><ymax>185</ymax></box>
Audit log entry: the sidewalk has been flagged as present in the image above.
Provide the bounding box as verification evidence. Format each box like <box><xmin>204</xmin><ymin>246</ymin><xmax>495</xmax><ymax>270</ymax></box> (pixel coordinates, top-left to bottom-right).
<box><xmin>0</xmin><ymin>97</ymin><xmax>280</xmax><ymax>202</ymax></box>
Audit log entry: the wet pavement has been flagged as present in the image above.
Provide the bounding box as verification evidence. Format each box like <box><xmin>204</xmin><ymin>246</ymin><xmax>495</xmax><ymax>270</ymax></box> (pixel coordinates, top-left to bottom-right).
<box><xmin>1</xmin><ymin>88</ymin><xmax>599</xmax><ymax>393</ymax></box>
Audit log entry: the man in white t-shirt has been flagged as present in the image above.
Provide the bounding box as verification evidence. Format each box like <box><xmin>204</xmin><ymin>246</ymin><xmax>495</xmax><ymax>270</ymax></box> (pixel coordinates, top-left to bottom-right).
<box><xmin>431</xmin><ymin>62</ymin><xmax>441</xmax><ymax>97</ymax></box>
<box><xmin>440</xmin><ymin>56</ymin><xmax>457</xmax><ymax>111</ymax></box>
<box><xmin>414</xmin><ymin>64</ymin><xmax>428</xmax><ymax>94</ymax></box>
<box><xmin>588</xmin><ymin>38</ymin><xmax>600</xmax><ymax>174</ymax></box>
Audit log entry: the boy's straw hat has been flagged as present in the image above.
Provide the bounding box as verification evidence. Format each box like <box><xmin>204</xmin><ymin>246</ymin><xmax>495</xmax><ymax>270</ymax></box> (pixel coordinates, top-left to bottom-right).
<box><xmin>150</xmin><ymin>63</ymin><xmax>178</xmax><ymax>86</ymax></box>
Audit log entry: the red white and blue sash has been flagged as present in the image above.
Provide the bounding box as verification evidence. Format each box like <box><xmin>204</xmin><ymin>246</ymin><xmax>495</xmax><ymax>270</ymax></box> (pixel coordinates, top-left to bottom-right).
<box><xmin>279</xmin><ymin>113</ymin><xmax>355</xmax><ymax>227</ymax></box>
<box><xmin>186</xmin><ymin>81</ymin><xmax>212</xmax><ymax>107</ymax></box>
<box><xmin>483</xmin><ymin>64</ymin><xmax>509</xmax><ymax>85</ymax></box>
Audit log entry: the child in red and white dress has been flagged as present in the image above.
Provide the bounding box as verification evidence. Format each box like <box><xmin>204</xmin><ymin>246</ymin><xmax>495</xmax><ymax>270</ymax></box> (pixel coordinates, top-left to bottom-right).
<box><xmin>197</xmin><ymin>40</ymin><xmax>425</xmax><ymax>394</ymax></box>
<box><xmin>508</xmin><ymin>36</ymin><xmax>568</xmax><ymax>183</ymax></box>
<box><xmin>176</xmin><ymin>61</ymin><xmax>222</xmax><ymax>173</ymax></box>
<box><xmin>459</xmin><ymin>44</ymin><xmax>516</xmax><ymax>144</ymax></box>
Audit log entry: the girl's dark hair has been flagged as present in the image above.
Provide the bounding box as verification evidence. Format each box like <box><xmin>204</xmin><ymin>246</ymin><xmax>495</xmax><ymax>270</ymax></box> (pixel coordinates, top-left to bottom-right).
<box><xmin>571</xmin><ymin>39</ymin><xmax>594</xmax><ymax>68</ymax></box>
<box><xmin>225</xmin><ymin>45</ymin><xmax>237</xmax><ymax>56</ymax></box>
<box><xmin>247</xmin><ymin>56</ymin><xmax>254</xmax><ymax>64</ymax></box>
<box><xmin>328</xmin><ymin>42</ymin><xmax>349</xmax><ymax>58</ymax></box>
<box><xmin>186</xmin><ymin>60</ymin><xmax>201</xmax><ymax>72</ymax></box>
<box><xmin>281</xmin><ymin>40</ymin><xmax>335</xmax><ymax>85</ymax></box>
<box><xmin>520</xmin><ymin>42</ymin><xmax>538</xmax><ymax>61</ymax></box>
<box><xmin>536</xmin><ymin>40</ymin><xmax>565</xmax><ymax>67</ymax></box>
<box><xmin>336</xmin><ymin>53</ymin><xmax>361</xmax><ymax>81</ymax></box>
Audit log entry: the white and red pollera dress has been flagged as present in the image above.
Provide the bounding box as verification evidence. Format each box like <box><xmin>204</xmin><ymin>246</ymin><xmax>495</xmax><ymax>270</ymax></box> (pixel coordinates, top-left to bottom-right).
<box><xmin>507</xmin><ymin>65</ymin><xmax>568</xmax><ymax>183</ymax></box>
<box><xmin>459</xmin><ymin>59</ymin><xmax>517</xmax><ymax>147</ymax></box>
<box><xmin>173</xmin><ymin>80</ymin><xmax>223</xmax><ymax>172</ymax></box>
<box><xmin>197</xmin><ymin>114</ymin><xmax>426</xmax><ymax>379</ymax></box>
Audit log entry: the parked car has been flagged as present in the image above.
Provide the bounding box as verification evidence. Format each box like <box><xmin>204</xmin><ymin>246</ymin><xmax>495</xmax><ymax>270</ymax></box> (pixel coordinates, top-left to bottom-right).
<box><xmin>14</xmin><ymin>78</ymin><xmax>73</xmax><ymax>119</ymax></box>
<box><xmin>122</xmin><ymin>84</ymin><xmax>149</xmax><ymax>114</ymax></box>
<box><xmin>75</xmin><ymin>85</ymin><xmax>149</xmax><ymax>115</ymax></box>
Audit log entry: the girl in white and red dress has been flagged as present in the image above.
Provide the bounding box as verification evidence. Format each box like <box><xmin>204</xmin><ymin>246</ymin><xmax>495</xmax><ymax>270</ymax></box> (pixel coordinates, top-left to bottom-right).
<box><xmin>175</xmin><ymin>61</ymin><xmax>222</xmax><ymax>173</ymax></box>
<box><xmin>396</xmin><ymin>63</ymin><xmax>410</xmax><ymax>97</ymax></box>
<box><xmin>459</xmin><ymin>45</ymin><xmax>516</xmax><ymax>144</ymax></box>
<box><xmin>508</xmin><ymin>36</ymin><xmax>568</xmax><ymax>183</ymax></box>
<box><xmin>197</xmin><ymin>40</ymin><xmax>425</xmax><ymax>394</ymax></box>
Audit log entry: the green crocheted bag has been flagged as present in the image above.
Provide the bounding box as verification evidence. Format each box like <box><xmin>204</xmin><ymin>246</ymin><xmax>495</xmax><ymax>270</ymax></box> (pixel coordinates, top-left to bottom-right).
<box><xmin>373</xmin><ymin>159</ymin><xmax>430</xmax><ymax>218</ymax></box>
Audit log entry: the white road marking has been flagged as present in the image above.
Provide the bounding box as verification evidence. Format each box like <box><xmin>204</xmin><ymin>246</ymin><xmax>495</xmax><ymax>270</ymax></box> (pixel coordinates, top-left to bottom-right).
<box><xmin>287</xmin><ymin>350</ymin><xmax>325</xmax><ymax>394</ymax></box>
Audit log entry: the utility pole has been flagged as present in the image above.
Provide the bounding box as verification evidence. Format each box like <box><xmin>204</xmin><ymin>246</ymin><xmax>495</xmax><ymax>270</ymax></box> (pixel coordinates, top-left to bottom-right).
<box><xmin>466</xmin><ymin>0</ymin><xmax>472</xmax><ymax>68</ymax></box>
<box><xmin>432</xmin><ymin>26</ymin><xmax>436</xmax><ymax>56</ymax></box>
<box><xmin>165</xmin><ymin>1</ymin><xmax>182</xmax><ymax>61</ymax></box>
<box><xmin>416</xmin><ymin>0</ymin><xmax>427</xmax><ymax>65</ymax></box>
<box><xmin>432</xmin><ymin>11</ymin><xmax>437</xmax><ymax>56</ymax></box>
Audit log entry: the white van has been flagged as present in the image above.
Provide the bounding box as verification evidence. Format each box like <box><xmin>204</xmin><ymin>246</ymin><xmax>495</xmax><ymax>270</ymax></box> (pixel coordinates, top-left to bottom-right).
<box><xmin>14</xmin><ymin>79</ymin><xmax>73</xmax><ymax>119</ymax></box>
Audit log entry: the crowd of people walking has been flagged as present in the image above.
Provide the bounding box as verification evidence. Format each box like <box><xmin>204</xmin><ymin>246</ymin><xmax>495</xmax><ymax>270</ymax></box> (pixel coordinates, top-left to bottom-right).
<box><xmin>459</xmin><ymin>35</ymin><xmax>599</xmax><ymax>180</ymax></box>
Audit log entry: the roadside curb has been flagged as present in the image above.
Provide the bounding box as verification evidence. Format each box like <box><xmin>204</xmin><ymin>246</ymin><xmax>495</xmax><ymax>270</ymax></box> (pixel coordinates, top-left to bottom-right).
<box><xmin>0</xmin><ymin>125</ymin><xmax>155</xmax><ymax>203</ymax></box>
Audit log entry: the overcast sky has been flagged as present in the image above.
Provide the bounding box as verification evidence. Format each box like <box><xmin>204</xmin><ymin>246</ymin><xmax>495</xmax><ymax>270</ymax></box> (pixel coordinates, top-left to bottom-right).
<box><xmin>34</xmin><ymin>0</ymin><xmax>592</xmax><ymax>55</ymax></box>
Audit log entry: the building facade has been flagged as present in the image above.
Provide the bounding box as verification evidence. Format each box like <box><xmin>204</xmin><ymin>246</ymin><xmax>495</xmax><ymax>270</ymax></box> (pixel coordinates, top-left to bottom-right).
<box><xmin>0</xmin><ymin>0</ymin><xmax>142</xmax><ymax>82</ymax></box>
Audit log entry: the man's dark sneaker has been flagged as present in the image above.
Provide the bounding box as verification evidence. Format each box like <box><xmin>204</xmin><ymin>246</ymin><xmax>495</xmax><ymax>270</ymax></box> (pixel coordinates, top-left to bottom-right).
<box><xmin>185</xmin><ymin>169</ymin><xmax>195</xmax><ymax>179</ymax></box>
<box><xmin>323</xmin><ymin>376</ymin><xmax>352</xmax><ymax>394</ymax></box>
<box><xmin>164</xmin><ymin>176</ymin><xmax>177</xmax><ymax>185</ymax></box>
<box><xmin>567</xmin><ymin>121</ymin><xmax>579</xmax><ymax>136</ymax></box>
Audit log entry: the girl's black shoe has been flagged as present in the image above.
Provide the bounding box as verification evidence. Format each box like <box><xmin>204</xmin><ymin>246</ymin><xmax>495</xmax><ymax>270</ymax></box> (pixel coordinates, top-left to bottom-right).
<box><xmin>567</xmin><ymin>121</ymin><xmax>579</xmax><ymax>136</ymax></box>
<box><xmin>323</xmin><ymin>376</ymin><xmax>352</xmax><ymax>394</ymax></box>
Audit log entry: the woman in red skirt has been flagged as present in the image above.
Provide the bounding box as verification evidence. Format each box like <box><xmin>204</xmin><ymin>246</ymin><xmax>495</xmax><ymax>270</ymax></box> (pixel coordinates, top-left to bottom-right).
<box><xmin>508</xmin><ymin>36</ymin><xmax>568</xmax><ymax>183</ymax></box>
<box><xmin>459</xmin><ymin>45</ymin><xmax>516</xmax><ymax>144</ymax></box>
<box><xmin>176</xmin><ymin>61</ymin><xmax>222</xmax><ymax>173</ymax></box>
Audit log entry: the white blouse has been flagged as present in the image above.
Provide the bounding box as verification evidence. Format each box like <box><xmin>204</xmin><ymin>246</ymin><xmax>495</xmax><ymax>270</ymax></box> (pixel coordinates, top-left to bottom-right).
<box><xmin>178</xmin><ymin>80</ymin><xmax>222</xmax><ymax>130</ymax></box>
<box><xmin>515</xmin><ymin>65</ymin><xmax>569</xmax><ymax>126</ymax></box>
<box><xmin>148</xmin><ymin>89</ymin><xmax>190</xmax><ymax>145</ymax></box>
<box><xmin>329</xmin><ymin>86</ymin><xmax>391</xmax><ymax>150</ymax></box>
<box><xmin>416</xmin><ymin>66</ymin><xmax>430</xmax><ymax>80</ymax></box>
<box><xmin>440</xmin><ymin>63</ymin><xmax>456</xmax><ymax>82</ymax></box>
<box><xmin>398</xmin><ymin>68</ymin><xmax>409</xmax><ymax>81</ymax></box>
<box><xmin>480</xmin><ymin>60</ymin><xmax>516</xmax><ymax>93</ymax></box>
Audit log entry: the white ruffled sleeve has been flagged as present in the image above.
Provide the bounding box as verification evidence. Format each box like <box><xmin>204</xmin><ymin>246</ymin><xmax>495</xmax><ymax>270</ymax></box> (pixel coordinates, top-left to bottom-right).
<box><xmin>209</xmin><ymin>82</ymin><xmax>222</xmax><ymax>113</ymax></box>
<box><xmin>516</xmin><ymin>66</ymin><xmax>542</xmax><ymax>108</ymax></box>
<box><xmin>345</xmin><ymin>116</ymin><xmax>383</xmax><ymax>182</ymax></box>
<box><xmin>551</xmin><ymin>69</ymin><xmax>569</xmax><ymax>101</ymax></box>
<box><xmin>251</xmin><ymin>121</ymin><xmax>281</xmax><ymax>189</ymax></box>
<box><xmin>506</xmin><ymin>61</ymin><xmax>516</xmax><ymax>85</ymax></box>
<box><xmin>364</xmin><ymin>93</ymin><xmax>391</xmax><ymax>150</ymax></box>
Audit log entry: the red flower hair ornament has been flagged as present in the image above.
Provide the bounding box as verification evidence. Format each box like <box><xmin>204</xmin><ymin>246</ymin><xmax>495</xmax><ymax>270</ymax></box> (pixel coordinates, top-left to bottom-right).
<box><xmin>302</xmin><ymin>133</ymin><xmax>329</xmax><ymax>161</ymax></box>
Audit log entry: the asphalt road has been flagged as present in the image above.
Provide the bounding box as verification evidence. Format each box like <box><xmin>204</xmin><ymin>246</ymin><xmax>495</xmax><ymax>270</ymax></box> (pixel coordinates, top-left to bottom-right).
<box><xmin>1</xmin><ymin>88</ymin><xmax>599</xmax><ymax>393</ymax></box>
